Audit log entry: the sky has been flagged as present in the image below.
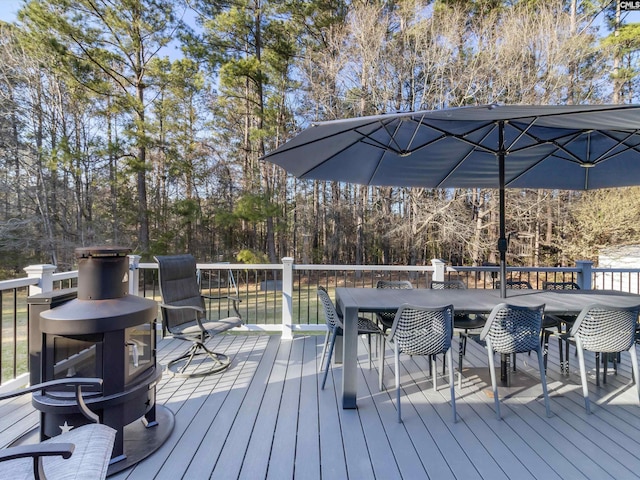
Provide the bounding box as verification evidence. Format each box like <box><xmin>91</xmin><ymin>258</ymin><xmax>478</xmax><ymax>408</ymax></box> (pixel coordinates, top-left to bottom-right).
<box><xmin>1</xmin><ymin>0</ymin><xmax>21</xmax><ymax>23</ymax></box>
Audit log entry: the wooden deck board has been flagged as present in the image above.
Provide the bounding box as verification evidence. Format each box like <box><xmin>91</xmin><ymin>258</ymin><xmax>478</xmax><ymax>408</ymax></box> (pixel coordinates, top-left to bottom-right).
<box><xmin>2</xmin><ymin>332</ymin><xmax>640</xmax><ymax>479</ymax></box>
<box><xmin>238</xmin><ymin>337</ymin><xmax>290</xmax><ymax>480</ymax></box>
<box><xmin>265</xmin><ymin>336</ymin><xmax>303</xmax><ymax>480</ymax></box>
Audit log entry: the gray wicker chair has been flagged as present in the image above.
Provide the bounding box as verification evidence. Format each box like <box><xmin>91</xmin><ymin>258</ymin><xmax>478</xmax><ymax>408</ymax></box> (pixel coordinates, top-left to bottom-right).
<box><xmin>382</xmin><ymin>304</ymin><xmax>456</xmax><ymax>423</ymax></box>
<box><xmin>375</xmin><ymin>280</ymin><xmax>414</xmax><ymax>332</ymax></box>
<box><xmin>155</xmin><ymin>254</ymin><xmax>242</xmax><ymax>376</ymax></box>
<box><xmin>0</xmin><ymin>378</ymin><xmax>115</xmax><ymax>480</ymax></box>
<box><xmin>495</xmin><ymin>280</ymin><xmax>533</xmax><ymax>290</ymax></box>
<box><xmin>543</xmin><ymin>281</ymin><xmax>580</xmax><ymax>374</ymax></box>
<box><xmin>566</xmin><ymin>304</ymin><xmax>640</xmax><ymax>413</ymax></box>
<box><xmin>430</xmin><ymin>280</ymin><xmax>486</xmax><ymax>387</ymax></box>
<box><xmin>497</xmin><ymin>279</ymin><xmax>560</xmax><ymax>372</ymax></box>
<box><xmin>480</xmin><ymin>303</ymin><xmax>551</xmax><ymax>420</ymax></box>
<box><xmin>541</xmin><ymin>281</ymin><xmax>580</xmax><ymax>291</ymax></box>
<box><xmin>317</xmin><ymin>286</ymin><xmax>382</xmax><ymax>390</ymax></box>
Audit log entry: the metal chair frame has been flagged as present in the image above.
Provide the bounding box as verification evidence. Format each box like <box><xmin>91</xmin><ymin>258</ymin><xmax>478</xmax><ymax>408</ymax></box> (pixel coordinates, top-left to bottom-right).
<box><xmin>430</xmin><ymin>280</ymin><xmax>486</xmax><ymax>387</ymax></box>
<box><xmin>317</xmin><ymin>286</ymin><xmax>382</xmax><ymax>390</ymax></box>
<box><xmin>566</xmin><ymin>304</ymin><xmax>640</xmax><ymax>413</ymax></box>
<box><xmin>480</xmin><ymin>303</ymin><xmax>552</xmax><ymax>420</ymax></box>
<box><xmin>382</xmin><ymin>304</ymin><xmax>457</xmax><ymax>423</ymax></box>
<box><xmin>155</xmin><ymin>254</ymin><xmax>242</xmax><ymax>377</ymax></box>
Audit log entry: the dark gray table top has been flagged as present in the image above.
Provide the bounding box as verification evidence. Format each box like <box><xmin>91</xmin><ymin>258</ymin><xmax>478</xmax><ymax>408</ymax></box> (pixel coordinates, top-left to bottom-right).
<box><xmin>335</xmin><ymin>287</ymin><xmax>640</xmax><ymax>316</ymax></box>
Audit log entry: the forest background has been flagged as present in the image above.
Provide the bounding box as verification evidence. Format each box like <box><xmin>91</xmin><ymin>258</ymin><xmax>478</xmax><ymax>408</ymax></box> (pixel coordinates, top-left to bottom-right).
<box><xmin>1</xmin><ymin>0</ymin><xmax>640</xmax><ymax>277</ymax></box>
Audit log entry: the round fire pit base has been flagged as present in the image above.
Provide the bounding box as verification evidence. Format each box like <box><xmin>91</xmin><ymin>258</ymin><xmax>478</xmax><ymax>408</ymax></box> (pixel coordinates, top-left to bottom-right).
<box><xmin>10</xmin><ymin>405</ymin><xmax>175</xmax><ymax>477</ymax></box>
<box><xmin>107</xmin><ymin>404</ymin><xmax>175</xmax><ymax>476</ymax></box>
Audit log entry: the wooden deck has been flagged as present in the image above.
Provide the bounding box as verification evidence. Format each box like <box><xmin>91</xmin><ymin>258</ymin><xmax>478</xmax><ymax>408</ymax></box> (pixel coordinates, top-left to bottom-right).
<box><xmin>3</xmin><ymin>332</ymin><xmax>640</xmax><ymax>479</ymax></box>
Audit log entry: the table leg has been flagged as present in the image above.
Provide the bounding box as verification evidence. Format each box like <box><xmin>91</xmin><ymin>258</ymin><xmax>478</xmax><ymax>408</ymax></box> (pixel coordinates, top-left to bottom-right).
<box><xmin>342</xmin><ymin>305</ymin><xmax>358</xmax><ymax>409</ymax></box>
<box><xmin>334</xmin><ymin>336</ymin><xmax>343</xmax><ymax>364</ymax></box>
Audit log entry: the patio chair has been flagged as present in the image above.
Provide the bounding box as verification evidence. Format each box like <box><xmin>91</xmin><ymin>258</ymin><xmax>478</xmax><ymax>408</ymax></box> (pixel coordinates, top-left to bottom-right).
<box><xmin>0</xmin><ymin>378</ymin><xmax>115</xmax><ymax>480</ymax></box>
<box><xmin>381</xmin><ymin>304</ymin><xmax>456</xmax><ymax>423</ymax></box>
<box><xmin>564</xmin><ymin>304</ymin><xmax>640</xmax><ymax>413</ymax></box>
<box><xmin>375</xmin><ymin>280</ymin><xmax>414</xmax><ymax>332</ymax></box>
<box><xmin>155</xmin><ymin>254</ymin><xmax>243</xmax><ymax>376</ymax></box>
<box><xmin>543</xmin><ymin>281</ymin><xmax>580</xmax><ymax>374</ymax></box>
<box><xmin>317</xmin><ymin>286</ymin><xmax>382</xmax><ymax>390</ymax></box>
<box><xmin>495</xmin><ymin>279</ymin><xmax>533</xmax><ymax>290</ymax></box>
<box><xmin>480</xmin><ymin>303</ymin><xmax>551</xmax><ymax>420</ymax></box>
<box><xmin>497</xmin><ymin>279</ymin><xmax>560</xmax><ymax>372</ymax></box>
<box><xmin>542</xmin><ymin>281</ymin><xmax>580</xmax><ymax>291</ymax></box>
<box><xmin>430</xmin><ymin>280</ymin><xmax>486</xmax><ymax>387</ymax></box>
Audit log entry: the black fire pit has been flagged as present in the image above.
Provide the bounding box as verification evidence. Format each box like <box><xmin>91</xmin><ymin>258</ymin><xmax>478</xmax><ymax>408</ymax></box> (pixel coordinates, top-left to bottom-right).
<box><xmin>32</xmin><ymin>247</ymin><xmax>174</xmax><ymax>475</ymax></box>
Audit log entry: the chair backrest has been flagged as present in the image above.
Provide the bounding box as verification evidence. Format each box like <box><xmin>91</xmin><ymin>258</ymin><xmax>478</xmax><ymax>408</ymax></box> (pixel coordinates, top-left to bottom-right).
<box><xmin>389</xmin><ymin>304</ymin><xmax>453</xmax><ymax>356</ymax></box>
<box><xmin>375</xmin><ymin>280</ymin><xmax>413</xmax><ymax>326</ymax></box>
<box><xmin>430</xmin><ymin>280</ymin><xmax>466</xmax><ymax>290</ymax></box>
<box><xmin>155</xmin><ymin>254</ymin><xmax>206</xmax><ymax>332</ymax></box>
<box><xmin>496</xmin><ymin>280</ymin><xmax>533</xmax><ymax>290</ymax></box>
<box><xmin>542</xmin><ymin>281</ymin><xmax>580</xmax><ymax>290</ymax></box>
<box><xmin>317</xmin><ymin>286</ymin><xmax>343</xmax><ymax>330</ymax></box>
<box><xmin>570</xmin><ymin>304</ymin><xmax>640</xmax><ymax>353</ymax></box>
<box><xmin>376</xmin><ymin>280</ymin><xmax>413</xmax><ymax>290</ymax></box>
<box><xmin>480</xmin><ymin>303</ymin><xmax>544</xmax><ymax>354</ymax></box>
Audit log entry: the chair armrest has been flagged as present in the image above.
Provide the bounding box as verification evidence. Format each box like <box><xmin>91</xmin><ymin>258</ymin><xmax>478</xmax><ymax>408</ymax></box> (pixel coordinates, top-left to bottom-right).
<box><xmin>0</xmin><ymin>442</ymin><xmax>75</xmax><ymax>480</ymax></box>
<box><xmin>0</xmin><ymin>378</ymin><xmax>102</xmax><ymax>401</ymax></box>
<box><xmin>202</xmin><ymin>294</ymin><xmax>241</xmax><ymax>303</ymax></box>
<box><xmin>201</xmin><ymin>295</ymin><xmax>242</xmax><ymax>319</ymax></box>
<box><xmin>0</xmin><ymin>378</ymin><xmax>103</xmax><ymax>424</ymax></box>
<box><xmin>0</xmin><ymin>442</ymin><xmax>74</xmax><ymax>463</ymax></box>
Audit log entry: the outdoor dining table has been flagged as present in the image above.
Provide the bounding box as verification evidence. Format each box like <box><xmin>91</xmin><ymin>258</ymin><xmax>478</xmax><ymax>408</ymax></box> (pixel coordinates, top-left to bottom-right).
<box><xmin>334</xmin><ymin>287</ymin><xmax>640</xmax><ymax>409</ymax></box>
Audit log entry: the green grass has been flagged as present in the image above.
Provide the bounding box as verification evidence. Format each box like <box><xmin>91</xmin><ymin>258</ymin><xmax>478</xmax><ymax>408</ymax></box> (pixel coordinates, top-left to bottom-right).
<box><xmin>1</xmin><ymin>289</ymin><xmax>29</xmax><ymax>383</ymax></box>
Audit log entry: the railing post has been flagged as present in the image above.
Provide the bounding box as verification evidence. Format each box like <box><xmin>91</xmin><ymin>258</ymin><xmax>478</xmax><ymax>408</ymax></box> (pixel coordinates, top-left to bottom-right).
<box><xmin>282</xmin><ymin>257</ymin><xmax>294</xmax><ymax>340</ymax></box>
<box><xmin>128</xmin><ymin>255</ymin><xmax>141</xmax><ymax>296</ymax></box>
<box><xmin>576</xmin><ymin>260</ymin><xmax>593</xmax><ymax>290</ymax></box>
<box><xmin>23</xmin><ymin>264</ymin><xmax>57</xmax><ymax>295</ymax></box>
<box><xmin>431</xmin><ymin>258</ymin><xmax>446</xmax><ymax>282</ymax></box>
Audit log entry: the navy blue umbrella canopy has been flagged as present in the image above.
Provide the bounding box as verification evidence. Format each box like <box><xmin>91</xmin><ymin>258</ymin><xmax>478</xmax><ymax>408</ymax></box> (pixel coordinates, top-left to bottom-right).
<box><xmin>262</xmin><ymin>104</ymin><xmax>640</xmax><ymax>296</ymax></box>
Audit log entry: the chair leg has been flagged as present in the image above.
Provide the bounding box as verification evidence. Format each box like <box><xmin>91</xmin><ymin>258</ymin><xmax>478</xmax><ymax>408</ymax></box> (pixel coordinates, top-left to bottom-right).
<box><xmin>541</xmin><ymin>330</ymin><xmax>551</xmax><ymax>373</ymax></box>
<box><xmin>558</xmin><ymin>334</ymin><xmax>565</xmax><ymax>375</ymax></box>
<box><xmin>447</xmin><ymin>348</ymin><xmax>457</xmax><ymax>423</ymax></box>
<box><xmin>458</xmin><ymin>333</ymin><xmax>465</xmax><ymax>389</ymax></box>
<box><xmin>487</xmin><ymin>340</ymin><xmax>501</xmax><ymax>420</ymax></box>
<box><xmin>630</xmin><ymin>345</ymin><xmax>640</xmax><ymax>406</ymax></box>
<box><xmin>432</xmin><ymin>355</ymin><xmax>437</xmax><ymax>391</ymax></box>
<box><xmin>379</xmin><ymin>336</ymin><xmax>386</xmax><ymax>390</ymax></box>
<box><xmin>536</xmin><ymin>346</ymin><xmax>552</xmax><ymax>418</ymax></box>
<box><xmin>319</xmin><ymin>330</ymin><xmax>330</xmax><ymax>373</ymax></box>
<box><xmin>395</xmin><ymin>346</ymin><xmax>402</xmax><ymax>423</ymax></box>
<box><xmin>321</xmin><ymin>329</ymin><xmax>338</xmax><ymax>390</ymax></box>
<box><xmin>575</xmin><ymin>339</ymin><xmax>591</xmax><ymax>414</ymax></box>
<box><xmin>368</xmin><ymin>334</ymin><xmax>372</xmax><ymax>369</ymax></box>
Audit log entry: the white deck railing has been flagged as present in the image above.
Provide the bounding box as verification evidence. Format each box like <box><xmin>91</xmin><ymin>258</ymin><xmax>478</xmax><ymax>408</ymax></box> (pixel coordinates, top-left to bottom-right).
<box><xmin>2</xmin><ymin>256</ymin><xmax>640</xmax><ymax>385</ymax></box>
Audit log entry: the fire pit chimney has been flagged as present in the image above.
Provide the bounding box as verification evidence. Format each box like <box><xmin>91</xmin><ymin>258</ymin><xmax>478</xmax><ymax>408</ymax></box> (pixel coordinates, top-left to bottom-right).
<box><xmin>76</xmin><ymin>246</ymin><xmax>130</xmax><ymax>300</ymax></box>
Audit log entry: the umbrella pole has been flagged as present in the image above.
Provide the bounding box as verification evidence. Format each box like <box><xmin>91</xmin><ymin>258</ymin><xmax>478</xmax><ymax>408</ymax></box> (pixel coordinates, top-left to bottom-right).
<box><xmin>498</xmin><ymin>123</ymin><xmax>507</xmax><ymax>299</ymax></box>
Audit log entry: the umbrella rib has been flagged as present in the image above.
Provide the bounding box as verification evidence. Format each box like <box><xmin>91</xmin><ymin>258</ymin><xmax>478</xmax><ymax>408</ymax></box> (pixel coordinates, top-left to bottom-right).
<box><xmin>434</xmin><ymin>124</ymin><xmax>499</xmax><ymax>187</ymax></box>
<box><xmin>260</xmin><ymin>117</ymin><xmax>388</xmax><ymax>160</ymax></box>
<box><xmin>508</xmin><ymin>123</ymin><xmax>585</xmax><ymax>162</ymax></box>
<box><xmin>416</xmin><ymin>120</ymin><xmax>498</xmax><ymax>155</ymax></box>
<box><xmin>586</xmin><ymin>129</ymin><xmax>640</xmax><ymax>164</ymax></box>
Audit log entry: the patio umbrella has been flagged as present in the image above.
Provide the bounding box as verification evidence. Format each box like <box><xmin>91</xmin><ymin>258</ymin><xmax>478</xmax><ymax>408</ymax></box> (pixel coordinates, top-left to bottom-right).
<box><xmin>261</xmin><ymin>104</ymin><xmax>640</xmax><ymax>297</ymax></box>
